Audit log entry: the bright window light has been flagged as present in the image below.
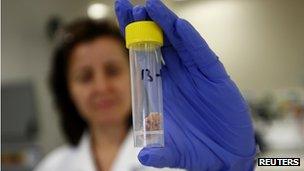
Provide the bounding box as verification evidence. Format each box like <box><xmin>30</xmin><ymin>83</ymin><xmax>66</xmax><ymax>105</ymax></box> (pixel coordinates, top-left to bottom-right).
<box><xmin>87</xmin><ymin>3</ymin><xmax>109</xmax><ymax>20</ymax></box>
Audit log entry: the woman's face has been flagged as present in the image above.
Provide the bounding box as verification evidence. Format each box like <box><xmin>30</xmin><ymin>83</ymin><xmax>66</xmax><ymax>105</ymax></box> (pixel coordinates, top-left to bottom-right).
<box><xmin>67</xmin><ymin>37</ymin><xmax>131</xmax><ymax>127</ymax></box>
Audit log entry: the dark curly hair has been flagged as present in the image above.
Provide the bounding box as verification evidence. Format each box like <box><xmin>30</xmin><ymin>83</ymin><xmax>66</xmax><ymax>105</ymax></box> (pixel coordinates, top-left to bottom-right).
<box><xmin>49</xmin><ymin>18</ymin><xmax>131</xmax><ymax>146</ymax></box>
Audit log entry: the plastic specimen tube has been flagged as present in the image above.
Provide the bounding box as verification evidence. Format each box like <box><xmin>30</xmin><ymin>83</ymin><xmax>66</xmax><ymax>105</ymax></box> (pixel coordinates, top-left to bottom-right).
<box><xmin>125</xmin><ymin>21</ymin><xmax>164</xmax><ymax>147</ymax></box>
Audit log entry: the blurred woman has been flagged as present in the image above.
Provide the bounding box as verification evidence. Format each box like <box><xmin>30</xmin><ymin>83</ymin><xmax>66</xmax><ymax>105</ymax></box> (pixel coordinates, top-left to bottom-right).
<box><xmin>34</xmin><ymin>19</ymin><xmax>183</xmax><ymax>171</ymax></box>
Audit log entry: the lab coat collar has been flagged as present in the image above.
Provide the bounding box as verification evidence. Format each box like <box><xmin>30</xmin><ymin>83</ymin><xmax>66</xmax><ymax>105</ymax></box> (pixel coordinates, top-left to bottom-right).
<box><xmin>69</xmin><ymin>130</ymin><xmax>142</xmax><ymax>171</ymax></box>
<box><xmin>111</xmin><ymin>130</ymin><xmax>143</xmax><ymax>171</ymax></box>
<box><xmin>69</xmin><ymin>132</ymin><xmax>97</xmax><ymax>171</ymax></box>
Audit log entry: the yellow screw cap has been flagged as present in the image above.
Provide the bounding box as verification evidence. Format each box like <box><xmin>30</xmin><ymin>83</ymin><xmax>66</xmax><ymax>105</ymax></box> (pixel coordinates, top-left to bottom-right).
<box><xmin>125</xmin><ymin>21</ymin><xmax>163</xmax><ymax>49</ymax></box>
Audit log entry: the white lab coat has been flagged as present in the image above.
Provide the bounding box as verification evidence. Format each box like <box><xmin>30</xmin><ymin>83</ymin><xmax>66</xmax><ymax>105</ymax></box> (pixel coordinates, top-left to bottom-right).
<box><xmin>34</xmin><ymin>131</ymin><xmax>185</xmax><ymax>171</ymax></box>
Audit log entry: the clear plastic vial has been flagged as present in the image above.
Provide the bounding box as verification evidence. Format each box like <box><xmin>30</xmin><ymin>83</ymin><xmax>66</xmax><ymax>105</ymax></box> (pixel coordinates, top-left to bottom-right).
<box><xmin>126</xmin><ymin>21</ymin><xmax>164</xmax><ymax>147</ymax></box>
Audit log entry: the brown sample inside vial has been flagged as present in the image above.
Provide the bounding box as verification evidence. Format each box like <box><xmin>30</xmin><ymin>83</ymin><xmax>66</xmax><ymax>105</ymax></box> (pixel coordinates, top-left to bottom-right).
<box><xmin>145</xmin><ymin>112</ymin><xmax>162</xmax><ymax>131</ymax></box>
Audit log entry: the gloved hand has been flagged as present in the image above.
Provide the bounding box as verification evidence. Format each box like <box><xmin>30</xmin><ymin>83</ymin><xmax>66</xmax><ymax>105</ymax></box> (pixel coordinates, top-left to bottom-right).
<box><xmin>115</xmin><ymin>0</ymin><xmax>256</xmax><ymax>170</ymax></box>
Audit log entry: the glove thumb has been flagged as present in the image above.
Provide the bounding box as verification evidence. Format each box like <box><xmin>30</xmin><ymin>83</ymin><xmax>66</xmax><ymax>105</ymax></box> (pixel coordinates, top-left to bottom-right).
<box><xmin>138</xmin><ymin>147</ymin><xmax>179</xmax><ymax>168</ymax></box>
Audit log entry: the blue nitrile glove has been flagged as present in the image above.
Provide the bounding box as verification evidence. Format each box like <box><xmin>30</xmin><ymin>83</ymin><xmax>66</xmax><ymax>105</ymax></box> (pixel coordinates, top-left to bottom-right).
<box><xmin>115</xmin><ymin>0</ymin><xmax>256</xmax><ymax>171</ymax></box>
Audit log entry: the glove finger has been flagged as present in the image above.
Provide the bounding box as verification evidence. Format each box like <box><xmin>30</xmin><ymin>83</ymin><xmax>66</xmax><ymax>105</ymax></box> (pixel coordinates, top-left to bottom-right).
<box><xmin>138</xmin><ymin>147</ymin><xmax>178</xmax><ymax>168</ymax></box>
<box><xmin>176</xmin><ymin>19</ymin><xmax>229</xmax><ymax>81</ymax></box>
<box><xmin>161</xmin><ymin>47</ymin><xmax>197</xmax><ymax>96</ymax></box>
<box><xmin>145</xmin><ymin>0</ymin><xmax>198</xmax><ymax>71</ymax></box>
<box><xmin>114</xmin><ymin>0</ymin><xmax>134</xmax><ymax>36</ymax></box>
<box><xmin>133</xmin><ymin>5</ymin><xmax>148</xmax><ymax>21</ymax></box>
<box><xmin>145</xmin><ymin>0</ymin><xmax>182</xmax><ymax>47</ymax></box>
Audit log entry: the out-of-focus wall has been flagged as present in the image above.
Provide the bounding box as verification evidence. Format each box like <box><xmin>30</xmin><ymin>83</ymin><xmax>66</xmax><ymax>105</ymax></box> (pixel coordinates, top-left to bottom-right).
<box><xmin>2</xmin><ymin>0</ymin><xmax>89</xmax><ymax>153</ymax></box>
<box><xmin>174</xmin><ymin>0</ymin><xmax>304</xmax><ymax>93</ymax></box>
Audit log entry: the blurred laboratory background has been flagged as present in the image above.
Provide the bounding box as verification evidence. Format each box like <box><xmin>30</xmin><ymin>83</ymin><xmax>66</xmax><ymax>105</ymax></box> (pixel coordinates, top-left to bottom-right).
<box><xmin>2</xmin><ymin>0</ymin><xmax>304</xmax><ymax>170</ymax></box>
